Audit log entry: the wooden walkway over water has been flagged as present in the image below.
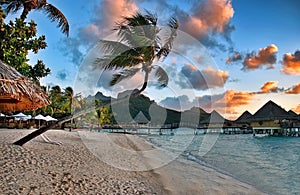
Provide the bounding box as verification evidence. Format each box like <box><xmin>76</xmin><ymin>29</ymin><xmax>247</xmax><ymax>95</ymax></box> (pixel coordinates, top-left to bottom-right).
<box><xmin>97</xmin><ymin>123</ymin><xmax>300</xmax><ymax>137</ymax></box>
<box><xmin>100</xmin><ymin>123</ymin><xmax>255</xmax><ymax>135</ymax></box>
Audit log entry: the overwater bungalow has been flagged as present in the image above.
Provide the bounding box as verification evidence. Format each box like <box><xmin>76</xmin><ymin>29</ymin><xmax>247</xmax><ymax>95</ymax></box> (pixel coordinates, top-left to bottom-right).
<box><xmin>250</xmin><ymin>101</ymin><xmax>299</xmax><ymax>136</ymax></box>
<box><xmin>198</xmin><ymin>110</ymin><xmax>229</xmax><ymax>133</ymax></box>
<box><xmin>133</xmin><ymin>111</ymin><xmax>150</xmax><ymax>125</ymax></box>
<box><xmin>234</xmin><ymin>111</ymin><xmax>252</xmax><ymax>127</ymax></box>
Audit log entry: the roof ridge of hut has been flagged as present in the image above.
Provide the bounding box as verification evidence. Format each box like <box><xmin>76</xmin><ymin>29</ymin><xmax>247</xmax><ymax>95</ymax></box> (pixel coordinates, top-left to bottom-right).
<box><xmin>251</xmin><ymin>100</ymin><xmax>293</xmax><ymax>121</ymax></box>
<box><xmin>235</xmin><ymin>110</ymin><xmax>253</xmax><ymax>123</ymax></box>
<box><xmin>133</xmin><ymin>111</ymin><xmax>149</xmax><ymax>124</ymax></box>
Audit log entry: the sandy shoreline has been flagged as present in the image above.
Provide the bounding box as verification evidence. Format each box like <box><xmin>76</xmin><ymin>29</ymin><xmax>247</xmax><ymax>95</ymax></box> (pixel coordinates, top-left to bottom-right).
<box><xmin>0</xmin><ymin>129</ymin><xmax>266</xmax><ymax>194</ymax></box>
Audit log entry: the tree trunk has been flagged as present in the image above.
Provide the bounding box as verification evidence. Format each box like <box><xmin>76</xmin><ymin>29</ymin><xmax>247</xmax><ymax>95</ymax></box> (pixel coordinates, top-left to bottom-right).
<box><xmin>20</xmin><ymin>8</ymin><xmax>29</xmax><ymax>20</ymax></box>
<box><xmin>13</xmin><ymin>114</ymin><xmax>72</xmax><ymax>146</ymax></box>
<box><xmin>13</xmin><ymin>87</ymin><xmax>148</xmax><ymax>146</ymax></box>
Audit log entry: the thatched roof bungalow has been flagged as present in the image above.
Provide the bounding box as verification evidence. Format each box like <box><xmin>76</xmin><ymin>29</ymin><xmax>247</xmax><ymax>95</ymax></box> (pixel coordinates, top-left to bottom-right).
<box><xmin>235</xmin><ymin>111</ymin><xmax>252</xmax><ymax>123</ymax></box>
<box><xmin>0</xmin><ymin>61</ymin><xmax>50</xmax><ymax>112</ymax></box>
<box><xmin>199</xmin><ymin>110</ymin><xmax>229</xmax><ymax>128</ymax></box>
<box><xmin>250</xmin><ymin>100</ymin><xmax>299</xmax><ymax>135</ymax></box>
<box><xmin>133</xmin><ymin>111</ymin><xmax>149</xmax><ymax>124</ymax></box>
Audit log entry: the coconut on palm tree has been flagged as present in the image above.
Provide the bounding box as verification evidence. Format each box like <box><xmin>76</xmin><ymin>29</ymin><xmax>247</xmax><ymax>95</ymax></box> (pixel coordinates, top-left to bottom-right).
<box><xmin>0</xmin><ymin>0</ymin><xmax>69</xmax><ymax>36</ymax></box>
<box><xmin>13</xmin><ymin>12</ymin><xmax>179</xmax><ymax>146</ymax></box>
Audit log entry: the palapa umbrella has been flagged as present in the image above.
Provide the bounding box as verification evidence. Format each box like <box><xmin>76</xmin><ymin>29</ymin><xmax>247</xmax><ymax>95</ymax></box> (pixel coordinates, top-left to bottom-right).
<box><xmin>0</xmin><ymin>60</ymin><xmax>51</xmax><ymax>112</ymax></box>
<box><xmin>34</xmin><ymin>114</ymin><xmax>46</xmax><ymax>128</ymax></box>
<box><xmin>13</xmin><ymin>112</ymin><xmax>27</xmax><ymax>118</ymax></box>
<box><xmin>44</xmin><ymin>115</ymin><xmax>57</xmax><ymax>122</ymax></box>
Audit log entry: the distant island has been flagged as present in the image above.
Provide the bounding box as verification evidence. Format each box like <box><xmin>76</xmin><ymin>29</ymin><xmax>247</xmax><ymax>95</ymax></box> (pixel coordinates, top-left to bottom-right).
<box><xmin>84</xmin><ymin>91</ymin><xmax>300</xmax><ymax>137</ymax></box>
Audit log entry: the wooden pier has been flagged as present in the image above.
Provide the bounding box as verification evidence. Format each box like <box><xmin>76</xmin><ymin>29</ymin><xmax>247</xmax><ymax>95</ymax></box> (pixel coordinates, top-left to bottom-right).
<box><xmin>253</xmin><ymin>126</ymin><xmax>300</xmax><ymax>137</ymax></box>
<box><xmin>101</xmin><ymin>123</ymin><xmax>256</xmax><ymax>136</ymax></box>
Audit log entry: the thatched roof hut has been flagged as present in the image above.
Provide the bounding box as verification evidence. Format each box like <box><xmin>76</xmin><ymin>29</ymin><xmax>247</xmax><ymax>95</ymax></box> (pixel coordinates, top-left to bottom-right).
<box><xmin>200</xmin><ymin>110</ymin><xmax>226</xmax><ymax>124</ymax></box>
<box><xmin>0</xmin><ymin>61</ymin><xmax>51</xmax><ymax>112</ymax></box>
<box><xmin>250</xmin><ymin>100</ymin><xmax>296</xmax><ymax>121</ymax></box>
<box><xmin>133</xmin><ymin>111</ymin><xmax>149</xmax><ymax>124</ymax></box>
<box><xmin>288</xmin><ymin>110</ymin><xmax>299</xmax><ymax>119</ymax></box>
<box><xmin>235</xmin><ymin>111</ymin><xmax>252</xmax><ymax>123</ymax></box>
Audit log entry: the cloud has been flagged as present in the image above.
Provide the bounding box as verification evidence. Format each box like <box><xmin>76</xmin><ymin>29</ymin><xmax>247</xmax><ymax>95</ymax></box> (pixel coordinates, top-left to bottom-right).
<box><xmin>260</xmin><ymin>81</ymin><xmax>278</xmax><ymax>93</ymax></box>
<box><xmin>85</xmin><ymin>0</ymin><xmax>138</xmax><ymax>39</ymax></box>
<box><xmin>281</xmin><ymin>50</ymin><xmax>300</xmax><ymax>75</ymax></box>
<box><xmin>178</xmin><ymin>64</ymin><xmax>228</xmax><ymax>90</ymax></box>
<box><xmin>59</xmin><ymin>0</ymin><xmax>138</xmax><ymax>65</ymax></box>
<box><xmin>292</xmin><ymin>105</ymin><xmax>300</xmax><ymax>114</ymax></box>
<box><xmin>193</xmin><ymin>90</ymin><xmax>256</xmax><ymax>116</ymax></box>
<box><xmin>56</xmin><ymin>70</ymin><xmax>68</xmax><ymax>81</ymax></box>
<box><xmin>243</xmin><ymin>44</ymin><xmax>278</xmax><ymax>70</ymax></box>
<box><xmin>180</xmin><ymin>0</ymin><xmax>234</xmax><ymax>39</ymax></box>
<box><xmin>228</xmin><ymin>78</ymin><xmax>240</xmax><ymax>83</ymax></box>
<box><xmin>160</xmin><ymin>95</ymin><xmax>192</xmax><ymax>111</ymax></box>
<box><xmin>158</xmin><ymin>0</ymin><xmax>235</xmax><ymax>51</ymax></box>
<box><xmin>224</xmin><ymin>90</ymin><xmax>256</xmax><ymax>107</ymax></box>
<box><xmin>60</xmin><ymin>0</ymin><xmax>236</xmax><ymax>67</ymax></box>
<box><xmin>286</xmin><ymin>82</ymin><xmax>300</xmax><ymax>94</ymax></box>
<box><xmin>226</xmin><ymin>52</ymin><xmax>243</xmax><ymax>64</ymax></box>
<box><xmin>59</xmin><ymin>38</ymin><xmax>84</xmax><ymax>66</ymax></box>
<box><xmin>193</xmin><ymin>93</ymin><xmax>224</xmax><ymax>111</ymax></box>
<box><xmin>159</xmin><ymin>89</ymin><xmax>256</xmax><ymax>119</ymax></box>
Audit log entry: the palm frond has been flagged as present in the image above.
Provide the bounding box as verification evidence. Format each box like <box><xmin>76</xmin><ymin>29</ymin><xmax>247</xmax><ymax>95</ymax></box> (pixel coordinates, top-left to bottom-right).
<box><xmin>144</xmin><ymin>10</ymin><xmax>157</xmax><ymax>26</ymax></box>
<box><xmin>116</xmin><ymin>23</ymin><xmax>154</xmax><ymax>48</ymax></box>
<box><xmin>114</xmin><ymin>24</ymin><xmax>139</xmax><ymax>48</ymax></box>
<box><xmin>124</xmin><ymin>12</ymin><xmax>150</xmax><ymax>27</ymax></box>
<box><xmin>94</xmin><ymin>49</ymin><xmax>143</xmax><ymax>70</ymax></box>
<box><xmin>168</xmin><ymin>17</ymin><xmax>179</xmax><ymax>30</ymax></box>
<box><xmin>3</xmin><ymin>1</ymin><xmax>23</xmax><ymax>14</ymax></box>
<box><xmin>116</xmin><ymin>12</ymin><xmax>158</xmax><ymax>47</ymax></box>
<box><xmin>100</xmin><ymin>40</ymin><xmax>132</xmax><ymax>55</ymax></box>
<box><xmin>130</xmin><ymin>34</ymin><xmax>155</xmax><ymax>47</ymax></box>
<box><xmin>156</xmin><ymin>17</ymin><xmax>179</xmax><ymax>60</ymax></box>
<box><xmin>110</xmin><ymin>68</ymin><xmax>141</xmax><ymax>86</ymax></box>
<box><xmin>154</xmin><ymin>66</ymin><xmax>168</xmax><ymax>88</ymax></box>
<box><xmin>41</xmin><ymin>3</ymin><xmax>69</xmax><ymax>36</ymax></box>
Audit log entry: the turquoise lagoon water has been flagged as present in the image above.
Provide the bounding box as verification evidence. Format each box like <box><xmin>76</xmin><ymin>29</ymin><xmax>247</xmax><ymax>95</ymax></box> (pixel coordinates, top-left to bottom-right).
<box><xmin>143</xmin><ymin>129</ymin><xmax>300</xmax><ymax>195</ymax></box>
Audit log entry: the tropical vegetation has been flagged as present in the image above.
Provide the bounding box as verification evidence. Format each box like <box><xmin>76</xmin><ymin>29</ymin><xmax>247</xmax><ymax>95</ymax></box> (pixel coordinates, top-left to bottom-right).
<box><xmin>0</xmin><ymin>0</ymin><xmax>69</xmax><ymax>36</ymax></box>
<box><xmin>0</xmin><ymin>7</ymin><xmax>50</xmax><ymax>82</ymax></box>
<box><xmin>95</xmin><ymin>11</ymin><xmax>178</xmax><ymax>94</ymax></box>
<box><xmin>13</xmin><ymin>11</ymin><xmax>179</xmax><ymax>146</ymax></box>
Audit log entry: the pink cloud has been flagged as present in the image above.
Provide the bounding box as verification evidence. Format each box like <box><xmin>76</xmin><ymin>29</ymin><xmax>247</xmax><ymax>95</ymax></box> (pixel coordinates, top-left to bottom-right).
<box><xmin>281</xmin><ymin>50</ymin><xmax>300</xmax><ymax>75</ymax></box>
<box><xmin>179</xmin><ymin>64</ymin><xmax>228</xmax><ymax>90</ymax></box>
<box><xmin>260</xmin><ymin>81</ymin><xmax>278</xmax><ymax>93</ymax></box>
<box><xmin>243</xmin><ymin>44</ymin><xmax>278</xmax><ymax>70</ymax></box>
<box><xmin>81</xmin><ymin>0</ymin><xmax>138</xmax><ymax>41</ymax></box>
<box><xmin>292</xmin><ymin>105</ymin><xmax>300</xmax><ymax>114</ymax></box>
<box><xmin>195</xmin><ymin>90</ymin><xmax>256</xmax><ymax>118</ymax></box>
<box><xmin>181</xmin><ymin>0</ymin><xmax>234</xmax><ymax>38</ymax></box>
<box><xmin>286</xmin><ymin>82</ymin><xmax>300</xmax><ymax>94</ymax></box>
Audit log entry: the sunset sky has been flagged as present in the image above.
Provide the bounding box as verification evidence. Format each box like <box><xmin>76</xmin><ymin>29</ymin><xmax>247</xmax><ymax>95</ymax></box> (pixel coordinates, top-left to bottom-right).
<box><xmin>5</xmin><ymin>0</ymin><xmax>300</xmax><ymax>119</ymax></box>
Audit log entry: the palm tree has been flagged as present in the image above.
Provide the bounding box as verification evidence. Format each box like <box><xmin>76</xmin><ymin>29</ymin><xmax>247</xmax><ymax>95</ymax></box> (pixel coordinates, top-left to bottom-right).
<box><xmin>0</xmin><ymin>0</ymin><xmax>69</xmax><ymax>36</ymax></box>
<box><xmin>13</xmin><ymin>12</ymin><xmax>179</xmax><ymax>146</ymax></box>
<box><xmin>95</xmin><ymin>11</ymin><xmax>178</xmax><ymax>95</ymax></box>
<box><xmin>63</xmin><ymin>86</ymin><xmax>73</xmax><ymax>114</ymax></box>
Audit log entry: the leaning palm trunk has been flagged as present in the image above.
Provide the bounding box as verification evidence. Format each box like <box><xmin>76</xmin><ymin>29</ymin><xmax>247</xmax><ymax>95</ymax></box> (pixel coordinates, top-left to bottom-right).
<box><xmin>14</xmin><ymin>11</ymin><xmax>178</xmax><ymax>146</ymax></box>
<box><xmin>13</xmin><ymin>90</ymin><xmax>142</xmax><ymax>146</ymax></box>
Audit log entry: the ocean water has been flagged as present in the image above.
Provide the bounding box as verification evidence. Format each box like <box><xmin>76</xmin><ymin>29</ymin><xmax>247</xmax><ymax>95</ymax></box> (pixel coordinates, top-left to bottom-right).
<box><xmin>143</xmin><ymin>129</ymin><xmax>300</xmax><ymax>195</ymax></box>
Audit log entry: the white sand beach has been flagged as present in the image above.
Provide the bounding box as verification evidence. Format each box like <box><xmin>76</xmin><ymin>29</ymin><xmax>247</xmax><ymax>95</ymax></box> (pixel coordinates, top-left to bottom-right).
<box><xmin>0</xmin><ymin>129</ymin><xmax>266</xmax><ymax>194</ymax></box>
